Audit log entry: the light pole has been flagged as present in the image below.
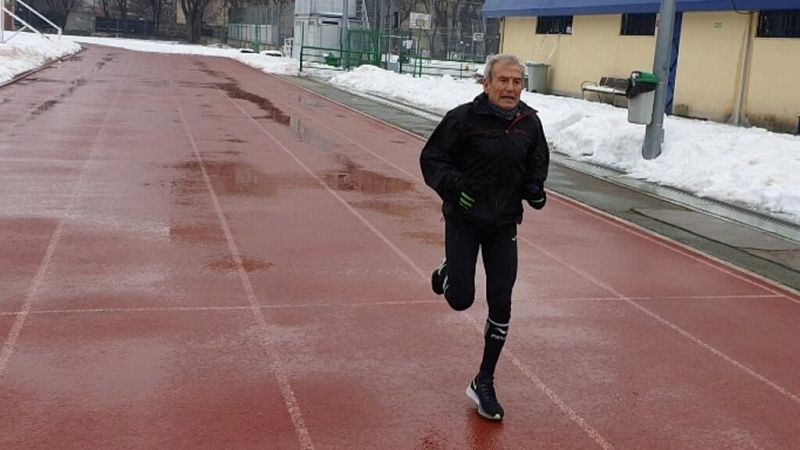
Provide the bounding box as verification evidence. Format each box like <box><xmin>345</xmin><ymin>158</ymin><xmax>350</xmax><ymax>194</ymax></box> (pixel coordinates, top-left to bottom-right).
<box><xmin>642</xmin><ymin>0</ymin><xmax>677</xmax><ymax>160</ymax></box>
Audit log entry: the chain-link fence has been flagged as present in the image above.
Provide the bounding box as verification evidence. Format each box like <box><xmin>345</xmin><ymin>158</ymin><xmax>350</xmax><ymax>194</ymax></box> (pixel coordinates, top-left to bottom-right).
<box><xmin>227</xmin><ymin>4</ymin><xmax>293</xmax><ymax>51</ymax></box>
<box><xmin>417</xmin><ymin>24</ymin><xmax>499</xmax><ymax>62</ymax></box>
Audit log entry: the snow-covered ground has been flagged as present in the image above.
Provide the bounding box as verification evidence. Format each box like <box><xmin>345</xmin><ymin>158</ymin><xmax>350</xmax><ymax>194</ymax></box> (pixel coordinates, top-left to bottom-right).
<box><xmin>3</xmin><ymin>32</ymin><xmax>799</xmax><ymax>224</ymax></box>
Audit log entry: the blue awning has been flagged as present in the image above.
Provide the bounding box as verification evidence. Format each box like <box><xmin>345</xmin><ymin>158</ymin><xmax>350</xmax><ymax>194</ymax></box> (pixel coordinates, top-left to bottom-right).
<box><xmin>482</xmin><ymin>0</ymin><xmax>800</xmax><ymax>18</ymax></box>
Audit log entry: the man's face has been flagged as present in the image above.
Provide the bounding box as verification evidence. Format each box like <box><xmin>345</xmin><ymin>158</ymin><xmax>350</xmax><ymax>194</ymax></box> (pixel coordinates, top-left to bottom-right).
<box><xmin>483</xmin><ymin>62</ymin><xmax>524</xmax><ymax>111</ymax></box>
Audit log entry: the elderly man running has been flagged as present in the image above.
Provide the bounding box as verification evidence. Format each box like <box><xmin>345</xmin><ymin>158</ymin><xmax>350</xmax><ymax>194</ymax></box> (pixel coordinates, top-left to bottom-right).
<box><xmin>420</xmin><ymin>53</ymin><xmax>550</xmax><ymax>421</ymax></box>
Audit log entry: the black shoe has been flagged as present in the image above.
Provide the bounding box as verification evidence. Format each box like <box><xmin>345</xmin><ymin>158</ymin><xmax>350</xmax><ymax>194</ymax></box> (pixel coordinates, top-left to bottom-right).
<box><xmin>431</xmin><ymin>258</ymin><xmax>447</xmax><ymax>295</ymax></box>
<box><xmin>466</xmin><ymin>374</ymin><xmax>504</xmax><ymax>421</ymax></box>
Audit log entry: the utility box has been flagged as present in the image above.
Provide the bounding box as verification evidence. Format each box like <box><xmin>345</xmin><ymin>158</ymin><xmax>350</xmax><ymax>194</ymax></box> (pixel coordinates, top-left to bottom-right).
<box><xmin>525</xmin><ymin>62</ymin><xmax>549</xmax><ymax>93</ymax></box>
<box><xmin>627</xmin><ymin>71</ymin><xmax>658</xmax><ymax>125</ymax></box>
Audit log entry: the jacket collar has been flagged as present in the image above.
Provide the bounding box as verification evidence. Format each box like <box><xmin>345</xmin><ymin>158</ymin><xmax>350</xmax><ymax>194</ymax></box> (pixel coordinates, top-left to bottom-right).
<box><xmin>472</xmin><ymin>93</ymin><xmax>536</xmax><ymax>118</ymax></box>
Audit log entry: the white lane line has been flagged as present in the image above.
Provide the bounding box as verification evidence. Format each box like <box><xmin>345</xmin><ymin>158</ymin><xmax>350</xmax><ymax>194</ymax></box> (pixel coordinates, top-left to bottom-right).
<box><xmin>205</xmin><ymin>72</ymin><xmax>614</xmax><ymax>450</ymax></box>
<box><xmin>520</xmin><ymin>235</ymin><xmax>800</xmax><ymax>407</ymax></box>
<box><xmin>0</xmin><ymin>294</ymin><xmax>780</xmax><ymax>318</ymax></box>
<box><xmin>173</xmin><ymin>58</ymin><xmax>314</xmax><ymax>450</ymax></box>
<box><xmin>0</xmin><ymin>76</ymin><xmax>129</xmax><ymax>382</ymax></box>
<box><xmin>520</xmin><ymin>294</ymin><xmax>784</xmax><ymax>302</ymax></box>
<box><xmin>0</xmin><ymin>300</ymin><xmax>439</xmax><ymax>317</ymax></box>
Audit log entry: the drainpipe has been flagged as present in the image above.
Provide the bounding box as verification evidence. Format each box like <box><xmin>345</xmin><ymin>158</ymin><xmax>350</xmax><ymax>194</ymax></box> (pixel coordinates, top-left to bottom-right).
<box><xmin>499</xmin><ymin>18</ymin><xmax>504</xmax><ymax>53</ymax></box>
<box><xmin>732</xmin><ymin>12</ymin><xmax>754</xmax><ymax>126</ymax></box>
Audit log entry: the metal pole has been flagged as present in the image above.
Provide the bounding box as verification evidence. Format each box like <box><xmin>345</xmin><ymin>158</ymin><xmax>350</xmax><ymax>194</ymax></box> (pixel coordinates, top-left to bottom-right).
<box><xmin>642</xmin><ymin>0</ymin><xmax>677</xmax><ymax>160</ymax></box>
<box><xmin>731</xmin><ymin>12</ymin><xmax>754</xmax><ymax>126</ymax></box>
<box><xmin>340</xmin><ymin>0</ymin><xmax>347</xmax><ymax>50</ymax></box>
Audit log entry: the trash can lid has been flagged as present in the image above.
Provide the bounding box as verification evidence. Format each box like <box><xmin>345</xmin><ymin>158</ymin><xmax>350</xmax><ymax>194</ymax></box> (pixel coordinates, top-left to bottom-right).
<box><xmin>631</xmin><ymin>71</ymin><xmax>657</xmax><ymax>84</ymax></box>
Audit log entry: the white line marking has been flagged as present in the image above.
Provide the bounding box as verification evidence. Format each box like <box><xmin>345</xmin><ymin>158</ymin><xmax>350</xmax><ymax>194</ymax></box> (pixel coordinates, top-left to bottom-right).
<box><xmin>175</xmin><ymin>57</ymin><xmax>313</xmax><ymax>450</ymax></box>
<box><xmin>520</xmin><ymin>235</ymin><xmax>800</xmax><ymax>407</ymax></box>
<box><xmin>0</xmin><ymin>294</ymin><xmax>779</xmax><ymax>318</ymax></box>
<box><xmin>0</xmin><ymin>76</ymin><xmax>128</xmax><ymax>382</ymax></box>
<box><xmin>0</xmin><ymin>300</ymin><xmax>439</xmax><ymax>317</ymax></box>
<box><xmin>210</xmin><ymin>71</ymin><xmax>614</xmax><ymax>450</ymax></box>
<box><xmin>522</xmin><ymin>294</ymin><xmax>783</xmax><ymax>302</ymax></box>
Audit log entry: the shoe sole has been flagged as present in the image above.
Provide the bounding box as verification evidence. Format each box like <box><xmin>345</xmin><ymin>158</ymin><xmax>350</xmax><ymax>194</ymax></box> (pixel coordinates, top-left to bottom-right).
<box><xmin>466</xmin><ymin>385</ymin><xmax>503</xmax><ymax>421</ymax></box>
<box><xmin>431</xmin><ymin>261</ymin><xmax>446</xmax><ymax>295</ymax></box>
<box><xmin>431</xmin><ymin>271</ymin><xmax>444</xmax><ymax>295</ymax></box>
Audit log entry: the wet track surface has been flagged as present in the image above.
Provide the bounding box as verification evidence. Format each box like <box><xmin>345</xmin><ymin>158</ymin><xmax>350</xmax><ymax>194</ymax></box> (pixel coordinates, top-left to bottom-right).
<box><xmin>1</xmin><ymin>45</ymin><xmax>800</xmax><ymax>449</ymax></box>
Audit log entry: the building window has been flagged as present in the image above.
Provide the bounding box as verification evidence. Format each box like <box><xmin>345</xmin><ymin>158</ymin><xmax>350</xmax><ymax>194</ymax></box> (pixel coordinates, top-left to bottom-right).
<box><xmin>757</xmin><ymin>10</ymin><xmax>800</xmax><ymax>38</ymax></box>
<box><xmin>536</xmin><ymin>16</ymin><xmax>573</xmax><ymax>35</ymax></box>
<box><xmin>621</xmin><ymin>13</ymin><xmax>656</xmax><ymax>36</ymax></box>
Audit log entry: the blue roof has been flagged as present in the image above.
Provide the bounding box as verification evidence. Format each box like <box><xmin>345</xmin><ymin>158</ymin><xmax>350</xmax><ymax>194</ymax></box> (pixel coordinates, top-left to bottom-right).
<box><xmin>482</xmin><ymin>0</ymin><xmax>800</xmax><ymax>18</ymax></box>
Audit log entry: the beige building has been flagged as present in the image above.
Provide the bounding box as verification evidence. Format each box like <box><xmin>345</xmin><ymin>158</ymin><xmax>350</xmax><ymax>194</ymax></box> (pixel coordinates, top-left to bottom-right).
<box><xmin>483</xmin><ymin>1</ymin><xmax>800</xmax><ymax>133</ymax></box>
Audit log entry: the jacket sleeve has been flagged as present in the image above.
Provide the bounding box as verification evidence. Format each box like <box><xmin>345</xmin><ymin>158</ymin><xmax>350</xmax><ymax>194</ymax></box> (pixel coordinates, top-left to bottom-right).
<box><xmin>525</xmin><ymin>115</ymin><xmax>550</xmax><ymax>191</ymax></box>
<box><xmin>420</xmin><ymin>111</ymin><xmax>463</xmax><ymax>202</ymax></box>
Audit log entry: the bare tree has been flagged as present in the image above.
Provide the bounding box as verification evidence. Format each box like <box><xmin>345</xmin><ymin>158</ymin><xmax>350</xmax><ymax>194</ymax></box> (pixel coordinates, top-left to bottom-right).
<box><xmin>43</xmin><ymin>0</ymin><xmax>78</xmax><ymax>28</ymax></box>
<box><xmin>100</xmin><ymin>0</ymin><xmax>112</xmax><ymax>18</ymax></box>
<box><xmin>148</xmin><ymin>0</ymin><xmax>168</xmax><ymax>33</ymax></box>
<box><xmin>180</xmin><ymin>0</ymin><xmax>211</xmax><ymax>43</ymax></box>
<box><xmin>114</xmin><ymin>0</ymin><xmax>128</xmax><ymax>29</ymax></box>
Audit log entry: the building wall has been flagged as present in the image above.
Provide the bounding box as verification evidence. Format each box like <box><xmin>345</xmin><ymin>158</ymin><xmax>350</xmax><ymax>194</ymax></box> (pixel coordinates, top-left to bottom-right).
<box><xmin>502</xmin><ymin>16</ymin><xmax>655</xmax><ymax>97</ymax></box>
<box><xmin>500</xmin><ymin>11</ymin><xmax>800</xmax><ymax>133</ymax></box>
<box><xmin>672</xmin><ymin>12</ymin><xmax>749</xmax><ymax>122</ymax></box>
<box><xmin>748</xmin><ymin>31</ymin><xmax>800</xmax><ymax>132</ymax></box>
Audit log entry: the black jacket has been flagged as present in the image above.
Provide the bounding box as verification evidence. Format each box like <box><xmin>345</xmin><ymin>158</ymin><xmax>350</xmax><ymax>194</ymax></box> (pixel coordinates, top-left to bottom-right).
<box><xmin>420</xmin><ymin>93</ymin><xmax>550</xmax><ymax>226</ymax></box>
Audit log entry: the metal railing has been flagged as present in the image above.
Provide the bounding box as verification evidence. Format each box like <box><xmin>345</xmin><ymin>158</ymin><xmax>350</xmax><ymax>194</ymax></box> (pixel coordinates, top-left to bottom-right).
<box><xmin>1</xmin><ymin>0</ymin><xmax>61</xmax><ymax>44</ymax></box>
<box><xmin>299</xmin><ymin>45</ymin><xmax>381</xmax><ymax>72</ymax></box>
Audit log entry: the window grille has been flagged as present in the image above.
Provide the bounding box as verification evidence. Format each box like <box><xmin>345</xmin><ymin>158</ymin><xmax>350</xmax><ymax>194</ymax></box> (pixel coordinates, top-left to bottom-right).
<box><xmin>536</xmin><ymin>16</ymin><xmax>573</xmax><ymax>35</ymax></box>
<box><xmin>621</xmin><ymin>13</ymin><xmax>656</xmax><ymax>36</ymax></box>
<box><xmin>757</xmin><ymin>10</ymin><xmax>800</xmax><ymax>38</ymax></box>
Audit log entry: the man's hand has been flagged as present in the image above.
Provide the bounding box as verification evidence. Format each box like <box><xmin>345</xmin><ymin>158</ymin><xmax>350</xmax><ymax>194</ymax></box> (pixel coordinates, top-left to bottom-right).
<box><xmin>458</xmin><ymin>191</ymin><xmax>475</xmax><ymax>210</ymax></box>
<box><xmin>455</xmin><ymin>177</ymin><xmax>480</xmax><ymax>211</ymax></box>
<box><xmin>522</xmin><ymin>183</ymin><xmax>546</xmax><ymax>210</ymax></box>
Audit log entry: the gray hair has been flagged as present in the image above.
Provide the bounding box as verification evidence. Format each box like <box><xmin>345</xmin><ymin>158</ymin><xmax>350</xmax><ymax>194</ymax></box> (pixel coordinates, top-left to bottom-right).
<box><xmin>484</xmin><ymin>54</ymin><xmax>525</xmax><ymax>81</ymax></box>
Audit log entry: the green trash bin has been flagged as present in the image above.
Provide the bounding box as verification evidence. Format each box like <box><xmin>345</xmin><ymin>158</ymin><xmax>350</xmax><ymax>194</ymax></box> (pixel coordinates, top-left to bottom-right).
<box><xmin>627</xmin><ymin>71</ymin><xmax>658</xmax><ymax>125</ymax></box>
<box><xmin>324</xmin><ymin>53</ymin><xmax>341</xmax><ymax>67</ymax></box>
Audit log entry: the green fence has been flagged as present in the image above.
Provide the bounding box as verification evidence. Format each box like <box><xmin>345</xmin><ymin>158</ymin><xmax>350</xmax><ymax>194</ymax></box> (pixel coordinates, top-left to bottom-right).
<box><xmin>299</xmin><ymin>46</ymin><xmax>385</xmax><ymax>72</ymax></box>
<box><xmin>298</xmin><ymin>29</ymin><xmax>482</xmax><ymax>80</ymax></box>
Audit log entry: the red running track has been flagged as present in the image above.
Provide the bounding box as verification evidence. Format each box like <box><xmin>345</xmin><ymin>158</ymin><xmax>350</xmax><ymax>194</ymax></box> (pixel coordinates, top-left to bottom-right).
<box><xmin>1</xmin><ymin>45</ymin><xmax>799</xmax><ymax>449</ymax></box>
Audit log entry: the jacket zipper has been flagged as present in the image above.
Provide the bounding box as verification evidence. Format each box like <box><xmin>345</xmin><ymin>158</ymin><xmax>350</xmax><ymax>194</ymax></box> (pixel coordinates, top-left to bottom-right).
<box><xmin>505</xmin><ymin>112</ymin><xmax>533</xmax><ymax>134</ymax></box>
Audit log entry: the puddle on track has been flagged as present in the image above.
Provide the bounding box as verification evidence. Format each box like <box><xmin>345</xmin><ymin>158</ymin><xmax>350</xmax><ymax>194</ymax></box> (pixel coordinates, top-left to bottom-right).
<box><xmin>208</xmin><ymin>256</ymin><xmax>273</xmax><ymax>272</ymax></box>
<box><xmin>30</xmin><ymin>100</ymin><xmax>59</xmax><ymax>116</ymax></box>
<box><xmin>169</xmin><ymin>224</ymin><xmax>222</xmax><ymax>243</ymax></box>
<box><xmin>173</xmin><ymin>161</ymin><xmax>278</xmax><ymax>197</ymax></box>
<box><xmin>28</xmin><ymin>78</ymin><xmax>89</xmax><ymax>119</ymax></box>
<box><xmin>352</xmin><ymin>199</ymin><xmax>419</xmax><ymax>219</ymax></box>
<box><xmin>290</xmin><ymin>117</ymin><xmax>336</xmax><ymax>150</ymax></box>
<box><xmin>172</xmin><ymin>160</ymin><xmax>320</xmax><ymax>198</ymax></box>
<box><xmin>216</xmin><ymin>82</ymin><xmax>292</xmax><ymax>126</ymax></box>
<box><xmin>401</xmin><ymin>230</ymin><xmax>443</xmax><ymax>247</ymax></box>
<box><xmin>322</xmin><ymin>157</ymin><xmax>414</xmax><ymax>195</ymax></box>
